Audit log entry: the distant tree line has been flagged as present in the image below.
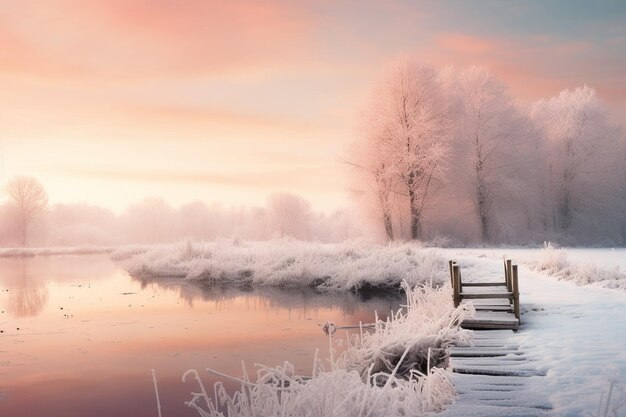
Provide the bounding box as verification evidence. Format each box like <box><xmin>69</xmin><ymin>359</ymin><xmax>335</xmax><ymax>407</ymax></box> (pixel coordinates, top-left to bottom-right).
<box><xmin>350</xmin><ymin>60</ymin><xmax>626</xmax><ymax>245</ymax></box>
<box><xmin>0</xmin><ymin>187</ymin><xmax>359</xmax><ymax>247</ymax></box>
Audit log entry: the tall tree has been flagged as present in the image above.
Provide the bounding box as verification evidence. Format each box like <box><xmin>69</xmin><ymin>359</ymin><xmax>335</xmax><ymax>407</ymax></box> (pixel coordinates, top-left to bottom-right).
<box><xmin>349</xmin><ymin>114</ymin><xmax>397</xmax><ymax>241</ymax></box>
<box><xmin>449</xmin><ymin>66</ymin><xmax>528</xmax><ymax>242</ymax></box>
<box><xmin>5</xmin><ymin>176</ymin><xmax>48</xmax><ymax>246</ymax></box>
<box><xmin>358</xmin><ymin>60</ymin><xmax>451</xmax><ymax>240</ymax></box>
<box><xmin>531</xmin><ymin>86</ymin><xmax>625</xmax><ymax>242</ymax></box>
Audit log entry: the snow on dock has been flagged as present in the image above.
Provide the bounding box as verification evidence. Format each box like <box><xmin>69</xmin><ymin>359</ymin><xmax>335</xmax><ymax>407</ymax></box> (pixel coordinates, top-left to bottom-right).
<box><xmin>438</xmin><ymin>261</ymin><xmax>551</xmax><ymax>416</ymax></box>
<box><xmin>441</xmin><ymin>329</ymin><xmax>551</xmax><ymax>416</ymax></box>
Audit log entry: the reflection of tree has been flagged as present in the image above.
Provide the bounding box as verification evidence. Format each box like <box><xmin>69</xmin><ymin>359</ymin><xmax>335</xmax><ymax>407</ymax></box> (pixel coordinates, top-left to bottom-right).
<box><xmin>3</xmin><ymin>258</ymin><xmax>49</xmax><ymax>317</ymax></box>
<box><xmin>132</xmin><ymin>276</ymin><xmax>403</xmax><ymax>320</ymax></box>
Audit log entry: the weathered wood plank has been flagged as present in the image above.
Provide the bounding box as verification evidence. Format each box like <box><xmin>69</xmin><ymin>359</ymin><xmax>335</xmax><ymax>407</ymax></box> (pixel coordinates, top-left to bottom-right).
<box><xmin>470</xmin><ymin>311</ymin><xmax>518</xmax><ymax>321</ymax></box>
<box><xmin>452</xmin><ymin>367</ymin><xmax>541</xmax><ymax>377</ymax></box>
<box><xmin>462</xmin><ymin>322</ymin><xmax>518</xmax><ymax>330</ymax></box>
<box><xmin>464</xmin><ymin>298</ymin><xmax>511</xmax><ymax>306</ymax></box>
<box><xmin>471</xmin><ymin>329</ymin><xmax>515</xmax><ymax>337</ymax></box>
<box><xmin>462</xmin><ymin>311</ymin><xmax>519</xmax><ymax>330</ymax></box>
<box><xmin>474</xmin><ymin>305</ymin><xmax>514</xmax><ymax>312</ymax></box>
<box><xmin>451</xmin><ymin>358</ymin><xmax>532</xmax><ymax>368</ymax></box>
<box><xmin>462</xmin><ymin>286</ymin><xmax>510</xmax><ymax>293</ymax></box>
<box><xmin>449</xmin><ymin>349</ymin><xmax>525</xmax><ymax>357</ymax></box>
<box><xmin>462</xmin><ymin>282</ymin><xmax>507</xmax><ymax>287</ymax></box>
<box><xmin>438</xmin><ymin>404</ymin><xmax>547</xmax><ymax>417</ymax></box>
<box><xmin>465</xmin><ymin>342</ymin><xmax>521</xmax><ymax>349</ymax></box>
<box><xmin>460</xmin><ymin>292</ymin><xmax>514</xmax><ymax>299</ymax></box>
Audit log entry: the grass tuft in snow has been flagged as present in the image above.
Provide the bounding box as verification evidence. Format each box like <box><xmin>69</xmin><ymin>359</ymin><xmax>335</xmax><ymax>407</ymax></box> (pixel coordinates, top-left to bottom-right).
<box><xmin>336</xmin><ymin>282</ymin><xmax>473</xmax><ymax>379</ymax></box>
<box><xmin>190</xmin><ymin>283</ymin><xmax>473</xmax><ymax>417</ymax></box>
<box><xmin>113</xmin><ymin>239</ymin><xmax>448</xmax><ymax>291</ymax></box>
<box><xmin>532</xmin><ymin>242</ymin><xmax>626</xmax><ymax>290</ymax></box>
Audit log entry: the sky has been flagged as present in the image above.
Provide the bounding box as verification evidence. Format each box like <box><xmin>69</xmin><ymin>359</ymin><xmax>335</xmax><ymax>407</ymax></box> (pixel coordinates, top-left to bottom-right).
<box><xmin>1</xmin><ymin>0</ymin><xmax>625</xmax><ymax>213</ymax></box>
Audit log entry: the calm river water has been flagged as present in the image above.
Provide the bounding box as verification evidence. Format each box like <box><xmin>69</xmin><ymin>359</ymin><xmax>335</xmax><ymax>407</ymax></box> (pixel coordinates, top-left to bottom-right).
<box><xmin>0</xmin><ymin>255</ymin><xmax>401</xmax><ymax>417</ymax></box>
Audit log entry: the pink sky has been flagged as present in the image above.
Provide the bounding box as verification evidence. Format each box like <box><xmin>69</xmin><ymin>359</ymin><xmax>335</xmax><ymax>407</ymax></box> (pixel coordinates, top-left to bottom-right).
<box><xmin>1</xmin><ymin>0</ymin><xmax>625</xmax><ymax>212</ymax></box>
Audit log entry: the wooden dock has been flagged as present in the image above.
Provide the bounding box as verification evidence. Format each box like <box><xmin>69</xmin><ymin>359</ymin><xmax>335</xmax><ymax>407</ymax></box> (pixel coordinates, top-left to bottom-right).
<box><xmin>440</xmin><ymin>329</ymin><xmax>551</xmax><ymax>416</ymax></box>
<box><xmin>439</xmin><ymin>260</ymin><xmax>551</xmax><ymax>416</ymax></box>
<box><xmin>450</xmin><ymin>259</ymin><xmax>520</xmax><ymax>331</ymax></box>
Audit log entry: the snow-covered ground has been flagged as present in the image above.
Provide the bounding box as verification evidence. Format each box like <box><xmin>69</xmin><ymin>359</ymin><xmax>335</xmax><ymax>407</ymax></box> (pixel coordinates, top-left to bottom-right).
<box><xmin>441</xmin><ymin>249</ymin><xmax>626</xmax><ymax>416</ymax></box>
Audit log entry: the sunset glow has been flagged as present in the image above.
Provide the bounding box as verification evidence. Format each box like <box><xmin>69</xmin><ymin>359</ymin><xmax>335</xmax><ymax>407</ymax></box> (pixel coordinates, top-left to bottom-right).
<box><xmin>2</xmin><ymin>0</ymin><xmax>624</xmax><ymax>211</ymax></box>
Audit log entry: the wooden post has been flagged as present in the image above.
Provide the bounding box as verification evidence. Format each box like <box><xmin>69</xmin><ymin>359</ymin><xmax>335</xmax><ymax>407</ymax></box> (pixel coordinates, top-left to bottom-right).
<box><xmin>452</xmin><ymin>264</ymin><xmax>461</xmax><ymax>307</ymax></box>
<box><xmin>503</xmin><ymin>257</ymin><xmax>509</xmax><ymax>283</ymax></box>
<box><xmin>506</xmin><ymin>259</ymin><xmax>513</xmax><ymax>292</ymax></box>
<box><xmin>512</xmin><ymin>264</ymin><xmax>520</xmax><ymax>322</ymax></box>
<box><xmin>449</xmin><ymin>260</ymin><xmax>455</xmax><ymax>287</ymax></box>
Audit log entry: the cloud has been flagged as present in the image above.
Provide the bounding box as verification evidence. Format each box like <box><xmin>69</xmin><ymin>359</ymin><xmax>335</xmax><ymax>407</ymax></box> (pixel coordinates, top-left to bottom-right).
<box><xmin>0</xmin><ymin>0</ymin><xmax>314</xmax><ymax>79</ymax></box>
<box><xmin>427</xmin><ymin>32</ymin><xmax>626</xmax><ymax>108</ymax></box>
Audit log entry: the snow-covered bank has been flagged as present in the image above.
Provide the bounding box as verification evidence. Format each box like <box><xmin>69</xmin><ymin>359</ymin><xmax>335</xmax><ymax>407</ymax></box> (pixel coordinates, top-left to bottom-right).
<box><xmin>439</xmin><ymin>250</ymin><xmax>626</xmax><ymax>416</ymax></box>
<box><xmin>113</xmin><ymin>240</ymin><xmax>447</xmax><ymax>291</ymax></box>
<box><xmin>188</xmin><ymin>284</ymin><xmax>474</xmax><ymax>417</ymax></box>
<box><xmin>0</xmin><ymin>246</ymin><xmax>114</xmax><ymax>257</ymax></box>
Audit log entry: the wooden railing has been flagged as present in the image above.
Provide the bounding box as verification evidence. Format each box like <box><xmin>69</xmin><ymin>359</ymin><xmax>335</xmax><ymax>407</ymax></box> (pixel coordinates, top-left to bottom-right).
<box><xmin>450</xmin><ymin>258</ymin><xmax>520</xmax><ymax>323</ymax></box>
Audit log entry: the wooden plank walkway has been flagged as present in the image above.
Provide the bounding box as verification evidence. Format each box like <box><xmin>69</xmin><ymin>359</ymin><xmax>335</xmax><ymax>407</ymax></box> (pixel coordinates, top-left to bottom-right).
<box><xmin>438</xmin><ymin>260</ymin><xmax>551</xmax><ymax>416</ymax></box>
<box><xmin>449</xmin><ymin>259</ymin><xmax>520</xmax><ymax>331</ymax></box>
<box><xmin>439</xmin><ymin>330</ymin><xmax>551</xmax><ymax>416</ymax></box>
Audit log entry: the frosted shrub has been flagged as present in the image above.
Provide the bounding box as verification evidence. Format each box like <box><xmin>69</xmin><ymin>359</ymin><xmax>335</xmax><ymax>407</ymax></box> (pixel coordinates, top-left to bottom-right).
<box><xmin>534</xmin><ymin>242</ymin><xmax>568</xmax><ymax>275</ymax></box>
<box><xmin>187</xmin><ymin>283</ymin><xmax>473</xmax><ymax>417</ymax></box>
<box><xmin>532</xmin><ymin>243</ymin><xmax>626</xmax><ymax>290</ymax></box>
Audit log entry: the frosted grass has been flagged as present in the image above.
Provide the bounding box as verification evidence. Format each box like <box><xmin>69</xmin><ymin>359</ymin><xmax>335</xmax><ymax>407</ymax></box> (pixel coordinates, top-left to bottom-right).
<box><xmin>532</xmin><ymin>243</ymin><xmax>626</xmax><ymax>290</ymax></box>
<box><xmin>113</xmin><ymin>239</ymin><xmax>448</xmax><ymax>291</ymax></box>
<box><xmin>183</xmin><ymin>283</ymin><xmax>473</xmax><ymax>417</ymax></box>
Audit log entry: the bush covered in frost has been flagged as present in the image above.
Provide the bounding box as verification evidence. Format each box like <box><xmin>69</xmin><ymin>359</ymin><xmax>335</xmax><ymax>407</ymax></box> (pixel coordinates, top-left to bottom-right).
<box><xmin>532</xmin><ymin>242</ymin><xmax>626</xmax><ymax>290</ymax></box>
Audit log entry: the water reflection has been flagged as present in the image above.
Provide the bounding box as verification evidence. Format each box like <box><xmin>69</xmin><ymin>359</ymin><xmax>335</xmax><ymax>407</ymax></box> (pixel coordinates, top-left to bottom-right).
<box><xmin>1</xmin><ymin>258</ymin><xmax>49</xmax><ymax>317</ymax></box>
<box><xmin>0</xmin><ymin>255</ymin><xmax>120</xmax><ymax>318</ymax></box>
<box><xmin>0</xmin><ymin>255</ymin><xmax>403</xmax><ymax>417</ymax></box>
<box><xmin>133</xmin><ymin>276</ymin><xmax>404</xmax><ymax>322</ymax></box>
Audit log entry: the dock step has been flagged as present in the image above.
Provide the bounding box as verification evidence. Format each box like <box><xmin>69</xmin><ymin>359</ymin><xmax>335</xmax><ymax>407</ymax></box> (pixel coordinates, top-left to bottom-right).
<box><xmin>474</xmin><ymin>305</ymin><xmax>514</xmax><ymax>312</ymax></box>
<box><xmin>460</xmin><ymin>292</ymin><xmax>513</xmax><ymax>299</ymax></box>
<box><xmin>462</xmin><ymin>282</ymin><xmax>507</xmax><ymax>287</ymax></box>
<box><xmin>462</xmin><ymin>311</ymin><xmax>519</xmax><ymax>330</ymax></box>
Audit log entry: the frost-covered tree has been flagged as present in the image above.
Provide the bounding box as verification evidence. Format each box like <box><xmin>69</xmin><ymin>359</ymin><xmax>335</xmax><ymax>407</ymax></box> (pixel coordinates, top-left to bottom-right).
<box><xmin>4</xmin><ymin>176</ymin><xmax>48</xmax><ymax>246</ymax></box>
<box><xmin>121</xmin><ymin>198</ymin><xmax>177</xmax><ymax>243</ymax></box>
<box><xmin>349</xmin><ymin>114</ymin><xmax>398</xmax><ymax>241</ymax></box>
<box><xmin>447</xmin><ymin>67</ymin><xmax>530</xmax><ymax>242</ymax></box>
<box><xmin>356</xmin><ymin>60</ymin><xmax>451</xmax><ymax>240</ymax></box>
<box><xmin>531</xmin><ymin>86</ymin><xmax>626</xmax><ymax>243</ymax></box>
<box><xmin>267</xmin><ymin>193</ymin><xmax>312</xmax><ymax>240</ymax></box>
